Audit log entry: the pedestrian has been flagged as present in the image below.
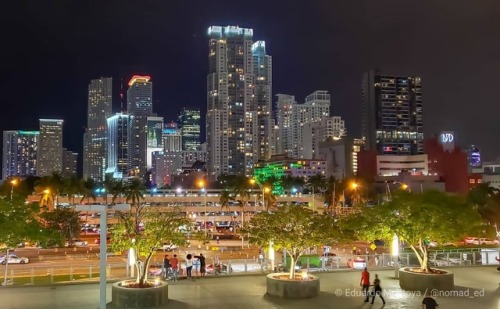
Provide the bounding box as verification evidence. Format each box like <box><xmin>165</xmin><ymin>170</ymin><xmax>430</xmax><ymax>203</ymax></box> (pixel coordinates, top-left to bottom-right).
<box><xmin>216</xmin><ymin>236</ymin><xmax>220</xmax><ymax>244</ymax></box>
<box><xmin>374</xmin><ymin>254</ymin><xmax>379</xmax><ymax>266</ymax></box>
<box><xmin>186</xmin><ymin>254</ymin><xmax>193</xmax><ymax>280</ymax></box>
<box><xmin>360</xmin><ymin>267</ymin><xmax>370</xmax><ymax>302</ymax></box>
<box><xmin>496</xmin><ymin>256</ymin><xmax>500</xmax><ymax>271</ymax></box>
<box><xmin>422</xmin><ymin>289</ymin><xmax>439</xmax><ymax>308</ymax></box>
<box><xmin>170</xmin><ymin>254</ymin><xmax>179</xmax><ymax>281</ymax></box>
<box><xmin>258</xmin><ymin>253</ymin><xmax>264</xmax><ymax>265</ymax></box>
<box><xmin>352</xmin><ymin>246</ymin><xmax>357</xmax><ymax>255</ymax></box>
<box><xmin>194</xmin><ymin>253</ymin><xmax>206</xmax><ymax>278</ymax></box>
<box><xmin>371</xmin><ymin>274</ymin><xmax>386</xmax><ymax>305</ymax></box>
<box><xmin>163</xmin><ymin>254</ymin><xmax>171</xmax><ymax>279</ymax></box>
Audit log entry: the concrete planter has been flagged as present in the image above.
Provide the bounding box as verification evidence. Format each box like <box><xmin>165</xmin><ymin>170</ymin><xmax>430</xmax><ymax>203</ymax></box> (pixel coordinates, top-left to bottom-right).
<box><xmin>399</xmin><ymin>268</ymin><xmax>454</xmax><ymax>291</ymax></box>
<box><xmin>107</xmin><ymin>280</ymin><xmax>169</xmax><ymax>308</ymax></box>
<box><xmin>266</xmin><ymin>272</ymin><xmax>320</xmax><ymax>299</ymax></box>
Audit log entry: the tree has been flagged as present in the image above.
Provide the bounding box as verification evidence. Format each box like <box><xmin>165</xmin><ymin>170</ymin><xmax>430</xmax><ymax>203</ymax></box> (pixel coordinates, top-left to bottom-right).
<box><xmin>40</xmin><ymin>207</ymin><xmax>81</xmax><ymax>245</ymax></box>
<box><xmin>306</xmin><ymin>174</ymin><xmax>326</xmax><ymax>195</ymax></box>
<box><xmin>341</xmin><ymin>190</ymin><xmax>484</xmax><ymax>272</ymax></box>
<box><xmin>0</xmin><ymin>198</ymin><xmax>50</xmax><ymax>249</ymax></box>
<box><xmin>110</xmin><ymin>206</ymin><xmax>190</xmax><ymax>287</ymax></box>
<box><xmin>241</xmin><ymin>204</ymin><xmax>340</xmax><ymax>279</ymax></box>
<box><xmin>468</xmin><ymin>183</ymin><xmax>500</xmax><ymax>225</ymax></box>
<box><xmin>80</xmin><ymin>178</ymin><xmax>97</xmax><ymax>204</ymax></box>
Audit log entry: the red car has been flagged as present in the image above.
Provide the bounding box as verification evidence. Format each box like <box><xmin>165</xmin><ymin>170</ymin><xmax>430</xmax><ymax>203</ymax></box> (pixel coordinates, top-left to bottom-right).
<box><xmin>94</xmin><ymin>237</ymin><xmax>111</xmax><ymax>244</ymax></box>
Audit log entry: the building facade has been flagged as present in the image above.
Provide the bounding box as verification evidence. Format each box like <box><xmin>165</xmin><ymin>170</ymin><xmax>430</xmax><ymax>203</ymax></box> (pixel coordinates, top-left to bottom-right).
<box><xmin>178</xmin><ymin>107</ymin><xmax>201</xmax><ymax>151</ymax></box>
<box><xmin>362</xmin><ymin>69</ymin><xmax>423</xmax><ymax>155</ymax></box>
<box><xmin>2</xmin><ymin>130</ymin><xmax>39</xmax><ymax>179</ymax></box>
<box><xmin>37</xmin><ymin>119</ymin><xmax>63</xmax><ymax>176</ymax></box>
<box><xmin>62</xmin><ymin>148</ymin><xmax>78</xmax><ymax>177</ymax></box>
<box><xmin>127</xmin><ymin>75</ymin><xmax>153</xmax><ymax>176</ymax></box>
<box><xmin>206</xmin><ymin>25</ymin><xmax>271</xmax><ymax>179</ymax></box>
<box><xmin>83</xmin><ymin>77</ymin><xmax>112</xmax><ymax>182</ymax></box>
<box><xmin>163</xmin><ymin>123</ymin><xmax>182</xmax><ymax>152</ymax></box>
<box><xmin>106</xmin><ymin>113</ymin><xmax>130</xmax><ymax>179</ymax></box>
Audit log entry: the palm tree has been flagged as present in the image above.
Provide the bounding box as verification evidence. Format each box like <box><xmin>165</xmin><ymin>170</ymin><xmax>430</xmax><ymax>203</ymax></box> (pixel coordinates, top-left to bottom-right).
<box><xmin>306</xmin><ymin>173</ymin><xmax>326</xmax><ymax>195</ymax></box>
<box><xmin>124</xmin><ymin>178</ymin><xmax>146</xmax><ymax>232</ymax></box>
<box><xmin>63</xmin><ymin>175</ymin><xmax>81</xmax><ymax>205</ymax></box>
<box><xmin>219</xmin><ymin>190</ymin><xmax>233</xmax><ymax>211</ymax></box>
<box><xmin>79</xmin><ymin>178</ymin><xmax>97</xmax><ymax>204</ymax></box>
<box><xmin>110</xmin><ymin>179</ymin><xmax>126</xmax><ymax>204</ymax></box>
<box><xmin>323</xmin><ymin>175</ymin><xmax>338</xmax><ymax>212</ymax></box>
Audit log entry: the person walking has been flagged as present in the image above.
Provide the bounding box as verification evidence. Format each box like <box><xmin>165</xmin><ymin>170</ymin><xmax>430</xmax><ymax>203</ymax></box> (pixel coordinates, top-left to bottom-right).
<box><xmin>360</xmin><ymin>267</ymin><xmax>370</xmax><ymax>302</ymax></box>
<box><xmin>170</xmin><ymin>254</ymin><xmax>179</xmax><ymax>281</ymax></box>
<box><xmin>163</xmin><ymin>254</ymin><xmax>171</xmax><ymax>279</ymax></box>
<box><xmin>186</xmin><ymin>254</ymin><xmax>193</xmax><ymax>280</ymax></box>
<box><xmin>371</xmin><ymin>274</ymin><xmax>386</xmax><ymax>305</ymax></box>
<box><xmin>194</xmin><ymin>253</ymin><xmax>206</xmax><ymax>278</ymax></box>
<box><xmin>422</xmin><ymin>289</ymin><xmax>439</xmax><ymax>308</ymax></box>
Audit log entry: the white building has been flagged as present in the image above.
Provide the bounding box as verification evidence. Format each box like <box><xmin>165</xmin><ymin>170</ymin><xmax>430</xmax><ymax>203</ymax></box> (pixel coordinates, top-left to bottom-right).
<box><xmin>303</xmin><ymin>116</ymin><xmax>346</xmax><ymax>159</ymax></box>
<box><xmin>206</xmin><ymin>25</ymin><xmax>272</xmax><ymax>179</ymax></box>
<box><xmin>83</xmin><ymin>77</ymin><xmax>112</xmax><ymax>182</ymax></box>
<box><xmin>376</xmin><ymin>154</ymin><xmax>428</xmax><ymax>176</ymax></box>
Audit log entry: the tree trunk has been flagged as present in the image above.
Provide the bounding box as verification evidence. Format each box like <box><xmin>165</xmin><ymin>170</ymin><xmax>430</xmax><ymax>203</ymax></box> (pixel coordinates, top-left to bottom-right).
<box><xmin>289</xmin><ymin>256</ymin><xmax>296</xmax><ymax>279</ymax></box>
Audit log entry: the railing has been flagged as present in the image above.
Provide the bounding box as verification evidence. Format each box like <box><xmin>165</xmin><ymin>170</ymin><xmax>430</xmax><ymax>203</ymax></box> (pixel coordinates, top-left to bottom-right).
<box><xmin>2</xmin><ymin>249</ymin><xmax>499</xmax><ymax>286</ymax></box>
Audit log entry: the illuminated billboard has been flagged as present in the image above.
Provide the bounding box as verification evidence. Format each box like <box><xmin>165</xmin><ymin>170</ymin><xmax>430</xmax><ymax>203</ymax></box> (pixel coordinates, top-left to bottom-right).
<box><xmin>147</xmin><ymin>119</ymin><xmax>163</xmax><ymax>148</ymax></box>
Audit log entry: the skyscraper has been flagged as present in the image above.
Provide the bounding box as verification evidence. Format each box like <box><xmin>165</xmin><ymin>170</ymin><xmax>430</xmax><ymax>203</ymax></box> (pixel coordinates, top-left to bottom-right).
<box><xmin>275</xmin><ymin>91</ymin><xmax>331</xmax><ymax>159</ymax></box>
<box><xmin>106</xmin><ymin>113</ymin><xmax>131</xmax><ymax>179</ymax></box>
<box><xmin>127</xmin><ymin>75</ymin><xmax>153</xmax><ymax>176</ymax></box>
<box><xmin>252</xmin><ymin>41</ymin><xmax>272</xmax><ymax>161</ymax></box>
<box><xmin>37</xmin><ymin>119</ymin><xmax>63</xmax><ymax>176</ymax></box>
<box><xmin>83</xmin><ymin>77</ymin><xmax>112</xmax><ymax>182</ymax></box>
<box><xmin>362</xmin><ymin>69</ymin><xmax>423</xmax><ymax>155</ymax></box>
<box><xmin>177</xmin><ymin>107</ymin><xmax>201</xmax><ymax>151</ymax></box>
<box><xmin>206</xmin><ymin>25</ymin><xmax>271</xmax><ymax>179</ymax></box>
<box><xmin>2</xmin><ymin>130</ymin><xmax>39</xmax><ymax>179</ymax></box>
<box><xmin>62</xmin><ymin>148</ymin><xmax>78</xmax><ymax>177</ymax></box>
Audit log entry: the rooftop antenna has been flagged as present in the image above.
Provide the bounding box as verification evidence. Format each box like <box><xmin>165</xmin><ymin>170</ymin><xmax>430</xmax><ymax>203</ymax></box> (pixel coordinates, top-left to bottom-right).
<box><xmin>120</xmin><ymin>78</ymin><xmax>124</xmax><ymax>112</ymax></box>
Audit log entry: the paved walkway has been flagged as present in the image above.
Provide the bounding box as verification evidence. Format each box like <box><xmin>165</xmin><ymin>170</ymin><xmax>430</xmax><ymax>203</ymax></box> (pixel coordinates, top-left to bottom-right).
<box><xmin>1</xmin><ymin>267</ymin><xmax>499</xmax><ymax>308</ymax></box>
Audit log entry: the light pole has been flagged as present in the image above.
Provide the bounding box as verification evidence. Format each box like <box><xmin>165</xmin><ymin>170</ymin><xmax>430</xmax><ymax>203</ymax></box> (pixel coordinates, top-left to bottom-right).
<box><xmin>10</xmin><ymin>179</ymin><xmax>17</xmax><ymax>202</ymax></box>
<box><xmin>250</xmin><ymin>178</ymin><xmax>270</xmax><ymax>211</ymax></box>
<box><xmin>198</xmin><ymin>180</ymin><xmax>207</xmax><ymax>235</ymax></box>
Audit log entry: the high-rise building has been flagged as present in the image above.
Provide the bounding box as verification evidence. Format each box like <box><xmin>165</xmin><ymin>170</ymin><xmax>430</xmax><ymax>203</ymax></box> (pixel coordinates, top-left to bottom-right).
<box><xmin>303</xmin><ymin>116</ymin><xmax>346</xmax><ymax>159</ymax></box>
<box><xmin>177</xmin><ymin>108</ymin><xmax>201</xmax><ymax>151</ymax></box>
<box><xmin>62</xmin><ymin>148</ymin><xmax>78</xmax><ymax>177</ymax></box>
<box><xmin>163</xmin><ymin>123</ymin><xmax>182</xmax><ymax>152</ymax></box>
<box><xmin>465</xmin><ymin>145</ymin><xmax>481</xmax><ymax>169</ymax></box>
<box><xmin>106</xmin><ymin>113</ymin><xmax>131</xmax><ymax>179</ymax></box>
<box><xmin>206</xmin><ymin>25</ymin><xmax>271</xmax><ymax>179</ymax></box>
<box><xmin>275</xmin><ymin>91</ymin><xmax>332</xmax><ymax>159</ymax></box>
<box><xmin>83</xmin><ymin>77</ymin><xmax>112</xmax><ymax>182</ymax></box>
<box><xmin>362</xmin><ymin>69</ymin><xmax>423</xmax><ymax>155</ymax></box>
<box><xmin>127</xmin><ymin>75</ymin><xmax>153</xmax><ymax>176</ymax></box>
<box><xmin>37</xmin><ymin>119</ymin><xmax>63</xmax><ymax>176</ymax></box>
<box><xmin>252</xmin><ymin>41</ymin><xmax>272</xmax><ymax>160</ymax></box>
<box><xmin>2</xmin><ymin>130</ymin><xmax>39</xmax><ymax>179</ymax></box>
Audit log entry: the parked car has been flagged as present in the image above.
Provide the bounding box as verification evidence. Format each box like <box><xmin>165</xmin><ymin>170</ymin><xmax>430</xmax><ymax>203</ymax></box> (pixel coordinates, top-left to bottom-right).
<box><xmin>65</xmin><ymin>239</ymin><xmax>88</xmax><ymax>247</ymax></box>
<box><xmin>0</xmin><ymin>254</ymin><xmax>29</xmax><ymax>264</ymax></box>
<box><xmin>206</xmin><ymin>263</ymin><xmax>232</xmax><ymax>275</ymax></box>
<box><xmin>465</xmin><ymin>237</ymin><xmax>479</xmax><ymax>245</ymax></box>
<box><xmin>161</xmin><ymin>243</ymin><xmax>178</xmax><ymax>251</ymax></box>
<box><xmin>476</xmin><ymin>238</ymin><xmax>499</xmax><ymax>245</ymax></box>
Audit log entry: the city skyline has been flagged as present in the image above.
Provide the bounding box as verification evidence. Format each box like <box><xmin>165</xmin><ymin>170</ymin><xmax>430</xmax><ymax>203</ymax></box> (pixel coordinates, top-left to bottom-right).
<box><xmin>2</xmin><ymin>1</ymin><xmax>500</xmax><ymax>170</ymax></box>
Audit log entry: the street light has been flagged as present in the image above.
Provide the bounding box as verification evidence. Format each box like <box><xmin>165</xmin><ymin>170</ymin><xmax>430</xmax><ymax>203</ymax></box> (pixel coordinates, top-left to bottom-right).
<box><xmin>250</xmin><ymin>178</ymin><xmax>270</xmax><ymax>211</ymax></box>
<box><xmin>10</xmin><ymin>179</ymin><xmax>18</xmax><ymax>202</ymax></box>
<box><xmin>197</xmin><ymin>180</ymin><xmax>207</xmax><ymax>234</ymax></box>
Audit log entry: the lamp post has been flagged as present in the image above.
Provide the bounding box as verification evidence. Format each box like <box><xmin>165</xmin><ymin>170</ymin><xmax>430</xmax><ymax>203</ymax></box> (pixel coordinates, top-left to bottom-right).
<box><xmin>198</xmin><ymin>180</ymin><xmax>207</xmax><ymax>235</ymax></box>
<box><xmin>10</xmin><ymin>179</ymin><xmax>18</xmax><ymax>202</ymax></box>
<box><xmin>392</xmin><ymin>234</ymin><xmax>400</xmax><ymax>278</ymax></box>
<box><xmin>250</xmin><ymin>178</ymin><xmax>270</xmax><ymax>211</ymax></box>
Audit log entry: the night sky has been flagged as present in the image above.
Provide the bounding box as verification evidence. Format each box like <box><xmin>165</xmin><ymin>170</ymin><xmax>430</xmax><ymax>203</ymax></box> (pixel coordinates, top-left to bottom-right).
<box><xmin>2</xmin><ymin>1</ymin><xmax>500</xmax><ymax>172</ymax></box>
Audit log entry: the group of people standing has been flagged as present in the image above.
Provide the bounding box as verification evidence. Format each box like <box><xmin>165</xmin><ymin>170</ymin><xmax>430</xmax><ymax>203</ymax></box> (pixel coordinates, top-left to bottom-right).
<box><xmin>162</xmin><ymin>253</ymin><xmax>206</xmax><ymax>281</ymax></box>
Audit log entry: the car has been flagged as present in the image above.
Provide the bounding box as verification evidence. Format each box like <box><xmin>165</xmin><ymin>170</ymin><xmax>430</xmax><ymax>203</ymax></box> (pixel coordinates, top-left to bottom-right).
<box><xmin>65</xmin><ymin>239</ymin><xmax>88</xmax><ymax>247</ymax></box>
<box><xmin>206</xmin><ymin>263</ymin><xmax>232</xmax><ymax>275</ymax></box>
<box><xmin>465</xmin><ymin>237</ymin><xmax>478</xmax><ymax>245</ymax></box>
<box><xmin>161</xmin><ymin>243</ymin><xmax>178</xmax><ymax>251</ymax></box>
<box><xmin>476</xmin><ymin>238</ymin><xmax>499</xmax><ymax>245</ymax></box>
<box><xmin>0</xmin><ymin>254</ymin><xmax>29</xmax><ymax>264</ymax></box>
<box><xmin>94</xmin><ymin>237</ymin><xmax>111</xmax><ymax>244</ymax></box>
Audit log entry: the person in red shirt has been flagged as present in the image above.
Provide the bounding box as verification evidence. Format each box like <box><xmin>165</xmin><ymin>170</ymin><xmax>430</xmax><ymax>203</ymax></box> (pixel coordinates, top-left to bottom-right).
<box><xmin>170</xmin><ymin>254</ymin><xmax>179</xmax><ymax>281</ymax></box>
<box><xmin>360</xmin><ymin>267</ymin><xmax>370</xmax><ymax>302</ymax></box>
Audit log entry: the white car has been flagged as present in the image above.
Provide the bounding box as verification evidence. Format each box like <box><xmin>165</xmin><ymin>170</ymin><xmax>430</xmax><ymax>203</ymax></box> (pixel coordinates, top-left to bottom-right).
<box><xmin>475</xmin><ymin>238</ymin><xmax>499</xmax><ymax>245</ymax></box>
<box><xmin>0</xmin><ymin>254</ymin><xmax>29</xmax><ymax>264</ymax></box>
<box><xmin>161</xmin><ymin>243</ymin><xmax>178</xmax><ymax>251</ymax></box>
<box><xmin>65</xmin><ymin>240</ymin><xmax>88</xmax><ymax>247</ymax></box>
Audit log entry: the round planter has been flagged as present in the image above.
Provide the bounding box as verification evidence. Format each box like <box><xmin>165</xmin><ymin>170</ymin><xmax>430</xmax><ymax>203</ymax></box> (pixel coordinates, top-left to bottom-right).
<box><xmin>399</xmin><ymin>268</ymin><xmax>454</xmax><ymax>291</ymax></box>
<box><xmin>107</xmin><ymin>280</ymin><xmax>169</xmax><ymax>308</ymax></box>
<box><xmin>266</xmin><ymin>272</ymin><xmax>320</xmax><ymax>299</ymax></box>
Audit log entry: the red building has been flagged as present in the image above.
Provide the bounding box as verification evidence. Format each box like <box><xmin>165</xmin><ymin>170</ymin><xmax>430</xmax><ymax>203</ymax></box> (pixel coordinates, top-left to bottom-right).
<box><xmin>425</xmin><ymin>137</ymin><xmax>469</xmax><ymax>195</ymax></box>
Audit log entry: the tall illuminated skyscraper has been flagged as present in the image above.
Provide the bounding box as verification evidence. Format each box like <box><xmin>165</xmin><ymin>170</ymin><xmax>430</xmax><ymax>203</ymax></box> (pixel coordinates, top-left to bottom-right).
<box><xmin>362</xmin><ymin>69</ymin><xmax>424</xmax><ymax>155</ymax></box>
<box><xmin>106</xmin><ymin>113</ymin><xmax>131</xmax><ymax>179</ymax></box>
<box><xmin>206</xmin><ymin>25</ymin><xmax>272</xmax><ymax>178</ymax></box>
<box><xmin>37</xmin><ymin>119</ymin><xmax>63</xmax><ymax>176</ymax></box>
<box><xmin>2</xmin><ymin>130</ymin><xmax>39</xmax><ymax>179</ymax></box>
<box><xmin>83</xmin><ymin>77</ymin><xmax>112</xmax><ymax>182</ymax></box>
<box><xmin>127</xmin><ymin>75</ymin><xmax>153</xmax><ymax>176</ymax></box>
<box><xmin>177</xmin><ymin>107</ymin><xmax>200</xmax><ymax>151</ymax></box>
